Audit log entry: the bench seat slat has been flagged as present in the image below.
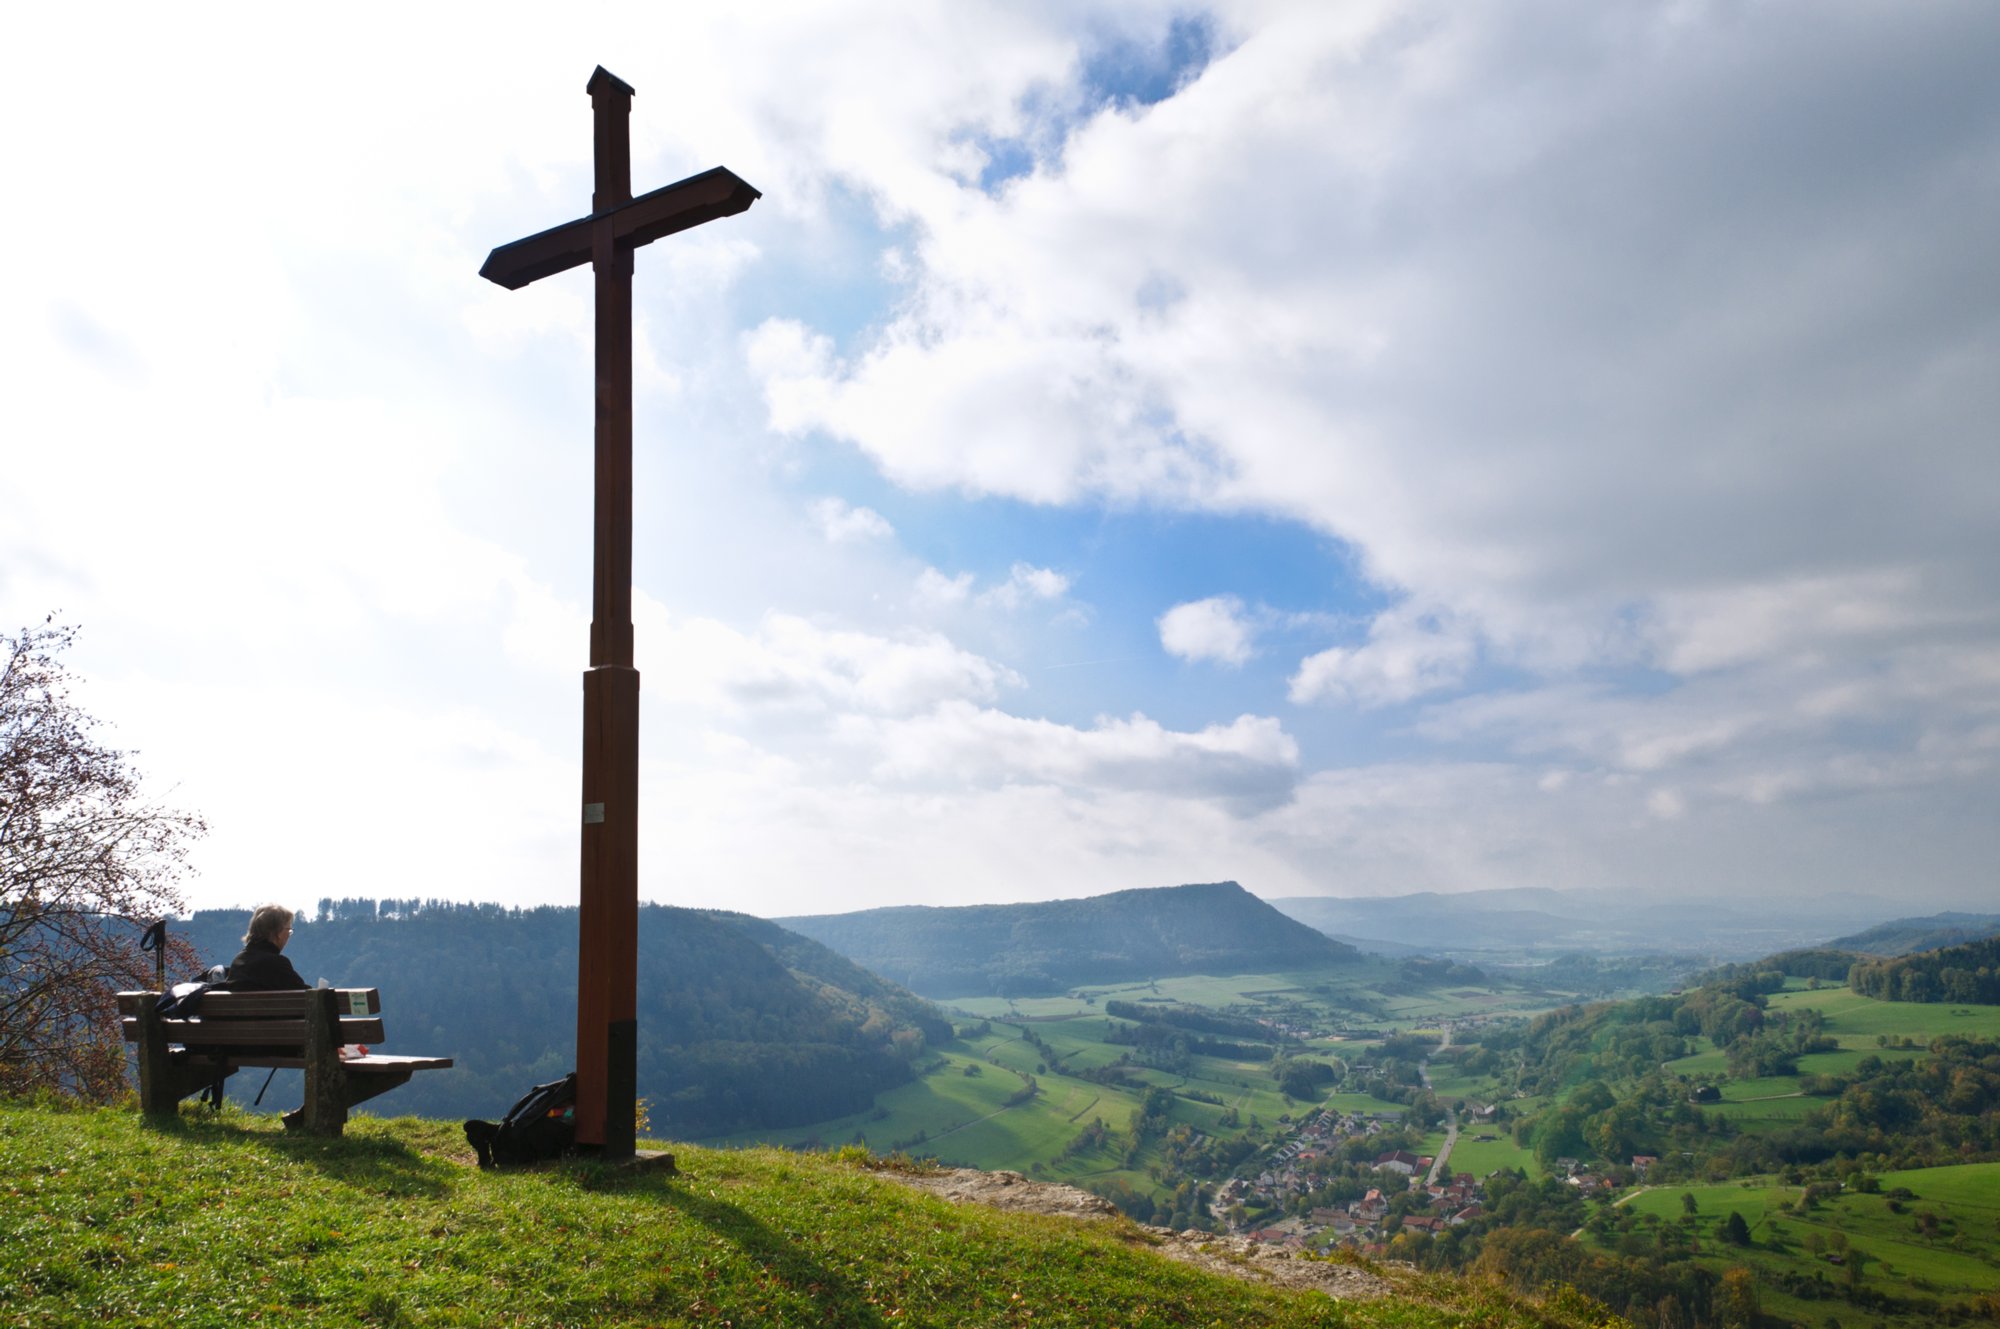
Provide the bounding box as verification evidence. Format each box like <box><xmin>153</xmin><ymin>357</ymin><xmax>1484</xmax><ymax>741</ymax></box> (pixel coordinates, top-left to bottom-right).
<box><xmin>121</xmin><ymin>1016</ymin><xmax>386</xmax><ymax>1045</ymax></box>
<box><xmin>347</xmin><ymin>1054</ymin><xmax>453</xmax><ymax>1071</ymax></box>
<box><xmin>162</xmin><ymin>1053</ymin><xmax>453</xmax><ymax>1072</ymax></box>
<box><xmin>117</xmin><ymin>989</ymin><xmax>381</xmax><ymax>1017</ymax></box>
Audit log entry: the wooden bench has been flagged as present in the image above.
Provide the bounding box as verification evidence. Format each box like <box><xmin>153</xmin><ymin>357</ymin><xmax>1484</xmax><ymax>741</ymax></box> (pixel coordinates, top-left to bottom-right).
<box><xmin>118</xmin><ymin>987</ymin><xmax>452</xmax><ymax>1137</ymax></box>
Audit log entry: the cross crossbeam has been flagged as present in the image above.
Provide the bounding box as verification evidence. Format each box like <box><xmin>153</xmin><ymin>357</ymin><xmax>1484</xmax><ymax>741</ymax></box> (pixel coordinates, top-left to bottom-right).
<box><xmin>479</xmin><ymin>66</ymin><xmax>759</xmax><ymax>1159</ymax></box>
<box><xmin>479</xmin><ymin>166</ymin><xmax>760</xmax><ymax>291</ymax></box>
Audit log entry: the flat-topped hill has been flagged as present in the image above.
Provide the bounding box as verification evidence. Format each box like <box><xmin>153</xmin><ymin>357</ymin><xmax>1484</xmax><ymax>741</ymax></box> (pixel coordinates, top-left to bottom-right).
<box><xmin>780</xmin><ymin>881</ymin><xmax>1358</xmax><ymax>998</ymax></box>
<box><xmin>0</xmin><ymin>1102</ymin><xmax>1613</xmax><ymax>1328</ymax></box>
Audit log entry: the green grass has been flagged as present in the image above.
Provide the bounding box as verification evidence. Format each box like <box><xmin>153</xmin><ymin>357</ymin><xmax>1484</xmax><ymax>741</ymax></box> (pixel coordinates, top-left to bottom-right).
<box><xmin>1763</xmin><ymin>987</ymin><xmax>2000</xmax><ymax>1041</ymax></box>
<box><xmin>1660</xmin><ymin>1045</ymin><xmax>1727</xmax><ymax>1079</ymax></box>
<box><xmin>0</xmin><ymin>1100</ymin><xmax>1618</xmax><ymax>1329</ymax></box>
<box><xmin>1698</xmin><ymin>1095</ymin><xmax>1821</xmax><ymax>1127</ymax></box>
<box><xmin>1446</xmin><ymin>1131</ymin><xmax>1540</xmax><ymax>1179</ymax></box>
<box><xmin>1423</xmin><ymin>1064</ymin><xmax>1502</xmax><ymax>1103</ymax></box>
<box><xmin>1714</xmin><ymin>1075</ymin><xmax>1799</xmax><ymax>1101</ymax></box>
<box><xmin>1611</xmin><ymin>1165</ymin><xmax>2000</xmax><ymax>1326</ymax></box>
<box><xmin>1877</xmin><ymin>1160</ymin><xmax>2000</xmax><ymax>1211</ymax></box>
<box><xmin>1317</xmin><ymin>1092</ymin><xmax>1409</xmax><ymax>1117</ymax></box>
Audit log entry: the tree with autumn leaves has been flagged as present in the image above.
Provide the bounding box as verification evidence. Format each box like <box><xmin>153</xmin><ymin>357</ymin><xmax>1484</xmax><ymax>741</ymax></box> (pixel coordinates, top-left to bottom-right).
<box><xmin>1</xmin><ymin>619</ymin><xmax>203</xmax><ymax>1100</ymax></box>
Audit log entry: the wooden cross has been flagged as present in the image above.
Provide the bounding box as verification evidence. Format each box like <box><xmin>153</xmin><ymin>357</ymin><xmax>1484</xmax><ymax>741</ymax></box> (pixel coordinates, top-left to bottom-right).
<box><xmin>480</xmin><ymin>67</ymin><xmax>759</xmax><ymax>1158</ymax></box>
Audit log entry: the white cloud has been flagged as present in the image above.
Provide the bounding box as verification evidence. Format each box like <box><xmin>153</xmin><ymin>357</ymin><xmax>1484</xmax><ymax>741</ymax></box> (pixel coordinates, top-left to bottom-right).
<box><xmin>808</xmin><ymin>496</ymin><xmax>895</xmax><ymax>544</ymax></box>
<box><xmin>745</xmin><ymin>2</ymin><xmax>2000</xmax><ymax>843</ymax></box>
<box><xmin>636</xmin><ymin>602</ymin><xmax>1021</xmax><ymax>718</ymax></box>
<box><xmin>853</xmin><ymin>702</ymin><xmax>1299</xmax><ymax>813</ymax></box>
<box><xmin>1644</xmin><ymin>570</ymin><xmax>1962</xmax><ymax>675</ymax></box>
<box><xmin>1159</xmin><ymin>596</ymin><xmax>1256</xmax><ymax>666</ymax></box>
<box><xmin>980</xmin><ymin>562</ymin><xmax>1072</xmax><ymax>610</ymax></box>
<box><xmin>913</xmin><ymin>567</ymin><xmax>974</xmax><ymax>608</ymax></box>
<box><xmin>1290</xmin><ymin>606</ymin><xmax>1476</xmax><ymax>706</ymax></box>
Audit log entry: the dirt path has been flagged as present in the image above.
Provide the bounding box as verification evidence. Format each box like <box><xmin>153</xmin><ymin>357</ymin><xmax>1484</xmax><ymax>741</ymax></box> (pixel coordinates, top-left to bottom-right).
<box><xmin>879</xmin><ymin>1167</ymin><xmax>1393</xmax><ymax>1301</ymax></box>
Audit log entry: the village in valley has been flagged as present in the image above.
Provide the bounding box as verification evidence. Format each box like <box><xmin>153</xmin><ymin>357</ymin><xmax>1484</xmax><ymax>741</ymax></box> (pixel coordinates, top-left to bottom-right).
<box><xmin>1216</xmin><ymin>1099</ymin><xmax>1656</xmax><ymax>1254</ymax></box>
<box><xmin>1215</xmin><ymin>1104</ymin><xmax>1486</xmax><ymax>1251</ymax></box>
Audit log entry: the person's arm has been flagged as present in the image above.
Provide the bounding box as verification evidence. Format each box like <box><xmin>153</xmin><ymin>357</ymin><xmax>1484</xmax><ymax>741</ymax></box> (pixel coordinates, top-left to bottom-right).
<box><xmin>274</xmin><ymin>952</ymin><xmax>309</xmax><ymax>991</ymax></box>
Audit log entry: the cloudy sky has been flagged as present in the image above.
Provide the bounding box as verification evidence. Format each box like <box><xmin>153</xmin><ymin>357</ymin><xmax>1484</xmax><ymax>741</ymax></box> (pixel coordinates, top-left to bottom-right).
<box><xmin>5</xmin><ymin>2</ymin><xmax>1996</xmax><ymax>918</ymax></box>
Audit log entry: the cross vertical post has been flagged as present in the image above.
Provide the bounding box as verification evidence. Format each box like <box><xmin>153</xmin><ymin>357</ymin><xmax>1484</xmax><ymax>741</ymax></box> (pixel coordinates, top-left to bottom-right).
<box><xmin>480</xmin><ymin>68</ymin><xmax>761</xmax><ymax>1159</ymax></box>
<box><xmin>578</xmin><ymin>66</ymin><xmax>639</xmax><ymax>1162</ymax></box>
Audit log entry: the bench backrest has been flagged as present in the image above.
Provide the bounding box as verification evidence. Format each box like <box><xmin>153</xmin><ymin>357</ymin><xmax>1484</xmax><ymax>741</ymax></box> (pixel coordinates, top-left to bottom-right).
<box><xmin>117</xmin><ymin>989</ymin><xmax>385</xmax><ymax>1050</ymax></box>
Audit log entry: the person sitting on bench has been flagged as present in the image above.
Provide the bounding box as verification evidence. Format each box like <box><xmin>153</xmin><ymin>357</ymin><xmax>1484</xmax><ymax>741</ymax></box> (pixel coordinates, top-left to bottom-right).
<box><xmin>227</xmin><ymin>904</ymin><xmax>309</xmax><ymax>992</ymax></box>
<box><xmin>227</xmin><ymin>903</ymin><xmax>311</xmax><ymax>1126</ymax></box>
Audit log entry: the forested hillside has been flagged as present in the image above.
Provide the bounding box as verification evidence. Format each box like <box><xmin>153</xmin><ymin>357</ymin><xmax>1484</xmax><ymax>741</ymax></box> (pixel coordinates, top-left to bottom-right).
<box><xmin>1849</xmin><ymin>935</ymin><xmax>2000</xmax><ymax>1003</ymax></box>
<box><xmin>166</xmin><ymin>902</ymin><xmax>949</xmax><ymax>1135</ymax></box>
<box><xmin>780</xmin><ymin>881</ymin><xmax>1357</xmax><ymax>997</ymax></box>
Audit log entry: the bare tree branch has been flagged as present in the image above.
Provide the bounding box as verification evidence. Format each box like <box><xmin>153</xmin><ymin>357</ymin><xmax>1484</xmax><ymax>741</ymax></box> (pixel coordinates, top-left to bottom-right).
<box><xmin>0</xmin><ymin>618</ymin><xmax>206</xmax><ymax>1100</ymax></box>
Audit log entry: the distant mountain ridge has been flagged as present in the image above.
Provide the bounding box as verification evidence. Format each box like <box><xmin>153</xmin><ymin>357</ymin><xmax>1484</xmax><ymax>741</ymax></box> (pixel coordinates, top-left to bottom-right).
<box><xmin>1270</xmin><ymin>887</ymin><xmax>1904</xmax><ymax>959</ymax></box>
<box><xmin>1829</xmin><ymin>912</ymin><xmax>2000</xmax><ymax>956</ymax></box>
<box><xmin>778</xmin><ymin>881</ymin><xmax>1357</xmax><ymax>998</ymax></box>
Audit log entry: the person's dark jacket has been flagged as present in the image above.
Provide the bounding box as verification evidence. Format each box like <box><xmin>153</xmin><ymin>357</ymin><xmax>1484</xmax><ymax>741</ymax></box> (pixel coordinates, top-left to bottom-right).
<box><xmin>226</xmin><ymin>938</ymin><xmax>308</xmax><ymax>991</ymax></box>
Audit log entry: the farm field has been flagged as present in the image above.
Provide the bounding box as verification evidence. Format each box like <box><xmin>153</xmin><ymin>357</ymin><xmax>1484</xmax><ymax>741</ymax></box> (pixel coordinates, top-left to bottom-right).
<box><xmin>1764</xmin><ymin>985</ymin><xmax>2000</xmax><ymax>1041</ymax></box>
<box><xmin>1446</xmin><ymin>1130</ymin><xmax>1540</xmax><ymax>1179</ymax></box>
<box><xmin>1698</xmin><ymin>1094</ymin><xmax>1821</xmax><ymax>1128</ymax></box>
<box><xmin>1423</xmin><ymin>1061</ymin><xmax>1505</xmax><ymax>1102</ymax></box>
<box><xmin>950</xmin><ymin>962</ymin><xmax>1583</xmax><ymax>1035</ymax></box>
<box><xmin>1611</xmin><ymin>1164</ymin><xmax>2000</xmax><ymax>1326</ymax></box>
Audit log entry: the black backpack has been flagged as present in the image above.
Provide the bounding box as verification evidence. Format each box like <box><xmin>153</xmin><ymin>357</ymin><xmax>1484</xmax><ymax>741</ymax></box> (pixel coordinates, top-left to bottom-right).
<box><xmin>155</xmin><ymin>965</ymin><xmax>231</xmax><ymax>1018</ymax></box>
<box><xmin>464</xmin><ymin>1072</ymin><xmax>577</xmax><ymax>1169</ymax></box>
<box><xmin>153</xmin><ymin>965</ymin><xmax>233</xmax><ymax>1109</ymax></box>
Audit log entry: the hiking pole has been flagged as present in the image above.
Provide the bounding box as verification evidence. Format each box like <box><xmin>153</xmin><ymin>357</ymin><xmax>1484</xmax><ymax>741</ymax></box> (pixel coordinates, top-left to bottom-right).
<box><xmin>139</xmin><ymin>920</ymin><xmax>168</xmax><ymax>991</ymax></box>
<box><xmin>252</xmin><ymin>1068</ymin><xmax>279</xmax><ymax>1107</ymax></box>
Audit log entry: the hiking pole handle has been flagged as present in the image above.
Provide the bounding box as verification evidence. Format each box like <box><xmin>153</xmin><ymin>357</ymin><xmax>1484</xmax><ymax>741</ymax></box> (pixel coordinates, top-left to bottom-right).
<box><xmin>139</xmin><ymin>920</ymin><xmax>168</xmax><ymax>991</ymax></box>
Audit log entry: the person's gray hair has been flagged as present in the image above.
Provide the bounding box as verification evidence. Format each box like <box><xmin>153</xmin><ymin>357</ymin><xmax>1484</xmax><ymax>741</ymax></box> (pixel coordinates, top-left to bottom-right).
<box><xmin>243</xmin><ymin>904</ymin><xmax>296</xmax><ymax>946</ymax></box>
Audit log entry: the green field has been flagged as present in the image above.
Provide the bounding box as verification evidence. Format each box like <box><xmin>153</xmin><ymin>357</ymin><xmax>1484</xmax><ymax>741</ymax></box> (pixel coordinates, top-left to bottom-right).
<box><xmin>1662</xmin><ymin>1045</ymin><xmax>1728</xmax><ymax>1079</ymax></box>
<box><xmin>1698</xmin><ymin>1094</ymin><xmax>1821</xmax><ymax>1126</ymax></box>
<box><xmin>1610</xmin><ymin>1163</ymin><xmax>2000</xmax><ymax>1325</ymax></box>
<box><xmin>1446</xmin><ymin>1130</ymin><xmax>1539</xmax><ymax>1179</ymax></box>
<box><xmin>1765</xmin><ymin>986</ymin><xmax>2000</xmax><ymax>1041</ymax></box>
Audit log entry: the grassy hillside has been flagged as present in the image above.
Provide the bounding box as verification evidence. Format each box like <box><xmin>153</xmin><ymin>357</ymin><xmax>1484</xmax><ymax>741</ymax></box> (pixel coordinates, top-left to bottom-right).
<box><xmin>1601</xmin><ymin>1164</ymin><xmax>2000</xmax><ymax>1326</ymax></box>
<box><xmin>0</xmin><ymin>1101</ymin><xmax>1617</xmax><ymax>1328</ymax></box>
<box><xmin>780</xmin><ymin>882</ymin><xmax>1358</xmax><ymax>998</ymax></box>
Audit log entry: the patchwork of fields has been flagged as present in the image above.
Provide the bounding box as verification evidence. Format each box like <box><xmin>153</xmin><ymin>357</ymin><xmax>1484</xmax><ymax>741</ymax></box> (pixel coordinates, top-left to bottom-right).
<box><xmin>1662</xmin><ymin>981</ymin><xmax>2000</xmax><ymax>1141</ymax></box>
<box><xmin>702</xmin><ymin>961</ymin><xmax>1572</xmax><ymax>1194</ymax></box>
<box><xmin>705</xmin><ymin>954</ymin><xmax>1998</xmax><ymax>1328</ymax></box>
